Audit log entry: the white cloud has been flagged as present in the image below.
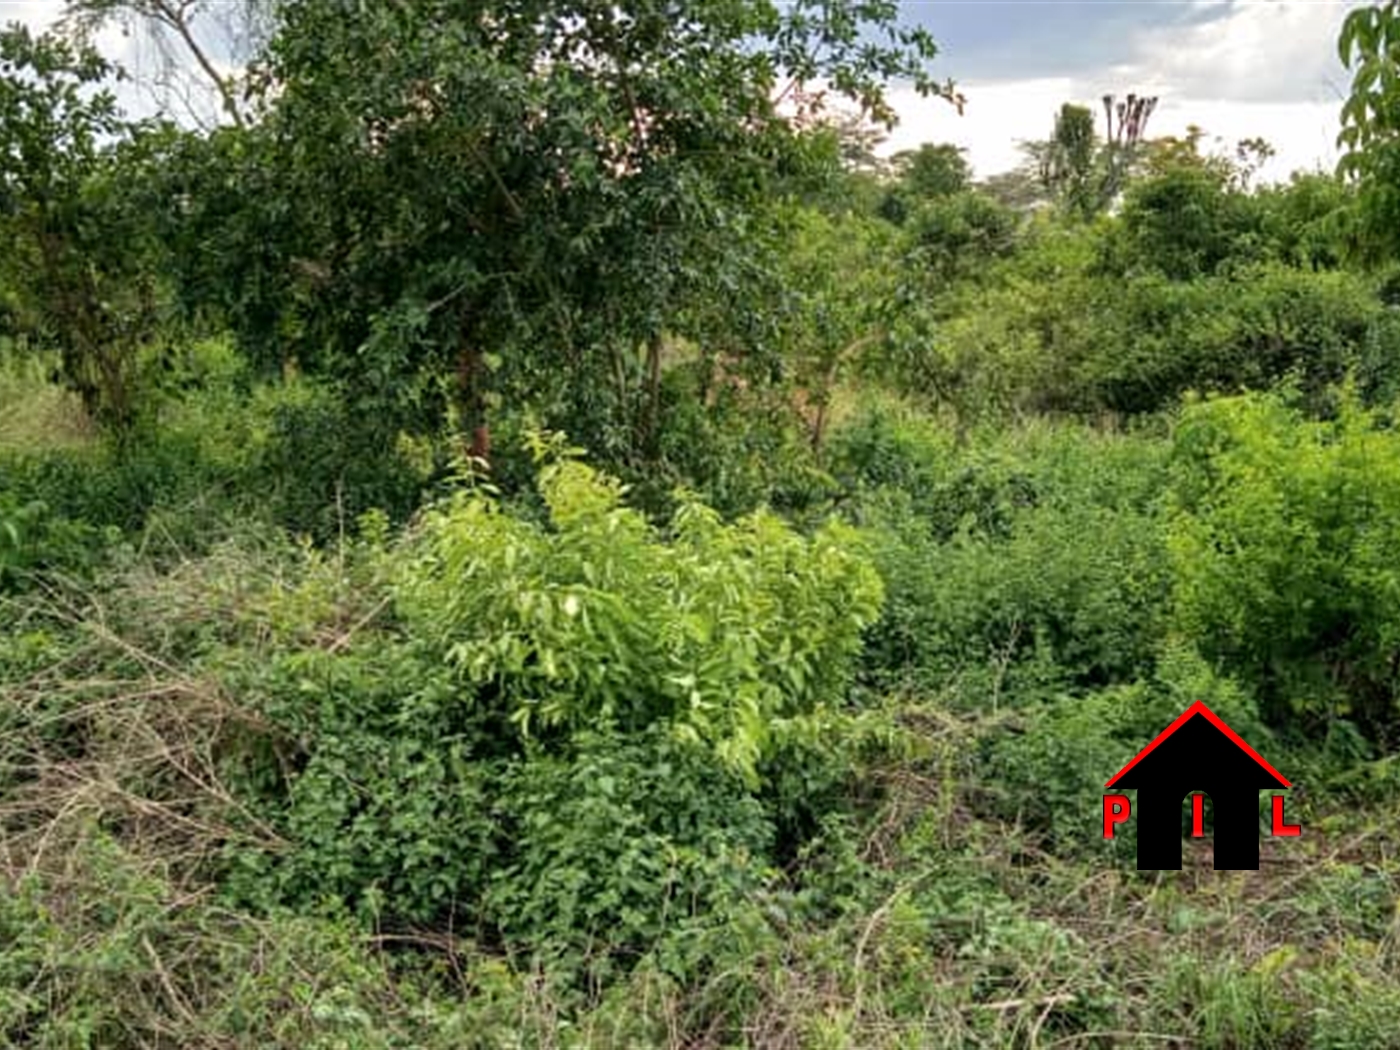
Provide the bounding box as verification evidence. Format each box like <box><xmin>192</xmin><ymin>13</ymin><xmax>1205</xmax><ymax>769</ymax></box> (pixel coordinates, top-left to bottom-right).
<box><xmin>0</xmin><ymin>1</ymin><xmax>62</xmax><ymax>32</ymax></box>
<box><xmin>1115</xmin><ymin>0</ymin><xmax>1361</xmax><ymax>105</ymax></box>
<box><xmin>885</xmin><ymin>1</ymin><xmax>1356</xmax><ymax>185</ymax></box>
<box><xmin>883</xmin><ymin>78</ymin><xmax>1077</xmax><ymax>178</ymax></box>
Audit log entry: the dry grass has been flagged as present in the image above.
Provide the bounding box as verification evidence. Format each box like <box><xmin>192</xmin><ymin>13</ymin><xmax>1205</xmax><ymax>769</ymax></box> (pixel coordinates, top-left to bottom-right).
<box><xmin>0</xmin><ymin>362</ymin><xmax>96</xmax><ymax>452</ymax></box>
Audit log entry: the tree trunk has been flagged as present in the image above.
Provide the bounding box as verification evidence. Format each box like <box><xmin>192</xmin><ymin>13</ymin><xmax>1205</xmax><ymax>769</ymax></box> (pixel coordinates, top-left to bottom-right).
<box><xmin>456</xmin><ymin>330</ymin><xmax>490</xmax><ymax>468</ymax></box>
<box><xmin>641</xmin><ymin>331</ymin><xmax>664</xmax><ymax>454</ymax></box>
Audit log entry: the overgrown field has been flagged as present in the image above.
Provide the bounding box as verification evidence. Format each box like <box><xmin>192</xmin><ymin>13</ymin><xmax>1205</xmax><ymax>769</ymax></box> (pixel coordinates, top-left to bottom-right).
<box><xmin>6</xmin><ymin>1</ymin><xmax>1400</xmax><ymax>1046</ymax></box>
<box><xmin>6</xmin><ymin>360</ymin><xmax>1400</xmax><ymax>1047</ymax></box>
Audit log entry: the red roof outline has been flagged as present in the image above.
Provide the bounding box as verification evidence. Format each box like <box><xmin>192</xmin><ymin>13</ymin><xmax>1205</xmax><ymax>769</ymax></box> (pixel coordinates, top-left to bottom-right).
<box><xmin>1104</xmin><ymin>700</ymin><xmax>1291</xmax><ymax>789</ymax></box>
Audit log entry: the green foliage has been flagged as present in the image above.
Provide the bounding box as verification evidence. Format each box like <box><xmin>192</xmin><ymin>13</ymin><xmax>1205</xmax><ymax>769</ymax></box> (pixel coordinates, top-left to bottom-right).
<box><xmin>0</xmin><ymin>837</ymin><xmax>566</xmax><ymax>1050</ymax></box>
<box><xmin>775</xmin><ymin>207</ymin><xmax>899</xmax><ymax>451</ymax></box>
<box><xmin>0</xmin><ymin>24</ymin><xmax>166</xmax><ymax>432</ymax></box>
<box><xmin>1255</xmin><ymin>172</ymin><xmax>1356</xmax><ymax>270</ymax></box>
<box><xmin>902</xmin><ymin>190</ymin><xmax>1020</xmax><ymax>285</ymax></box>
<box><xmin>911</xmin><ymin>201</ymin><xmax>1396</xmax><ymax>421</ymax></box>
<box><xmin>159</xmin><ymin>0</ymin><xmax>951</xmax><ymax>457</ymax></box>
<box><xmin>0</xmin><ymin>358</ymin><xmax>434</xmax><ymax>550</ymax></box>
<box><xmin>1338</xmin><ymin>1</ymin><xmax>1400</xmax><ymax>263</ymax></box>
<box><xmin>1108</xmin><ymin>160</ymin><xmax>1254</xmax><ymax>280</ymax></box>
<box><xmin>212</xmin><ymin>445</ymin><xmax>880</xmax><ymax>983</ymax></box>
<box><xmin>1067</xmin><ymin>264</ymin><xmax>1387</xmax><ymax>415</ymax></box>
<box><xmin>398</xmin><ymin>438</ymin><xmax>883</xmax><ymax>777</ymax></box>
<box><xmin>1041</xmin><ymin>102</ymin><xmax>1099</xmax><ymax>218</ymax></box>
<box><xmin>1169</xmin><ymin>390</ymin><xmax>1400</xmax><ymax>742</ymax></box>
<box><xmin>1023</xmin><ymin>95</ymin><xmax>1158</xmax><ymax>221</ymax></box>
<box><xmin>0</xmin><ymin>491</ymin><xmax>107</xmax><ymax>589</ymax></box>
<box><xmin>245</xmin><ymin>381</ymin><xmax>435</xmax><ymax>538</ymax></box>
<box><xmin>1158</xmin><ymin>952</ymin><xmax>1297</xmax><ymax>1048</ymax></box>
<box><xmin>8</xmin><ymin>8</ymin><xmax>1400</xmax><ymax>1046</ymax></box>
<box><xmin>986</xmin><ymin>645</ymin><xmax>1268</xmax><ymax>859</ymax></box>
<box><xmin>877</xmin><ymin>141</ymin><xmax>971</xmax><ymax>222</ymax></box>
<box><xmin>833</xmin><ymin>405</ymin><xmax>1171</xmax><ymax>701</ymax></box>
<box><xmin>483</xmin><ymin>726</ymin><xmax>771</xmax><ymax>976</ymax></box>
<box><xmin>895</xmin><ymin>142</ymin><xmax>971</xmax><ymax>199</ymax></box>
<box><xmin>225</xmin><ymin>642</ymin><xmax>502</xmax><ymax>926</ymax></box>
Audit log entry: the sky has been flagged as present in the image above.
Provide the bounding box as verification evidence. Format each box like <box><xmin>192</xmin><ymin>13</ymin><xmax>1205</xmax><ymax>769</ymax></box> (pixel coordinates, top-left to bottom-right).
<box><xmin>882</xmin><ymin>0</ymin><xmax>1363</xmax><ymax>183</ymax></box>
<box><xmin>0</xmin><ymin>0</ymin><xmax>1364</xmax><ymax>185</ymax></box>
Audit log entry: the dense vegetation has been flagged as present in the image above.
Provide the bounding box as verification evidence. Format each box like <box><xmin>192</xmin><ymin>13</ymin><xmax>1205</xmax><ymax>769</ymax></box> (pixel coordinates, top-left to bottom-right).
<box><xmin>5</xmin><ymin>1</ymin><xmax>1400</xmax><ymax>1046</ymax></box>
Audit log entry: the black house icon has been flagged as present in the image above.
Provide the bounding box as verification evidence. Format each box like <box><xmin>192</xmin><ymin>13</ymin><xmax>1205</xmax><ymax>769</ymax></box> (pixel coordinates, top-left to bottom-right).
<box><xmin>1105</xmin><ymin>701</ymin><xmax>1290</xmax><ymax>870</ymax></box>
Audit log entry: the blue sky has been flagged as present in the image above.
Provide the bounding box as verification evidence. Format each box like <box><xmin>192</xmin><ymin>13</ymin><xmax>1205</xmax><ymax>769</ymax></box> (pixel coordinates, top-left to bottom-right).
<box><xmin>903</xmin><ymin>1</ymin><xmax>1232</xmax><ymax>80</ymax></box>
<box><xmin>2</xmin><ymin>0</ymin><xmax>1364</xmax><ymax>184</ymax></box>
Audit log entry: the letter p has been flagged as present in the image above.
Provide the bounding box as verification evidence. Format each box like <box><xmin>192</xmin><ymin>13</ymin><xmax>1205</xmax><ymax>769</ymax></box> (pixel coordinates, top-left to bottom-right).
<box><xmin>1103</xmin><ymin>794</ymin><xmax>1131</xmax><ymax>838</ymax></box>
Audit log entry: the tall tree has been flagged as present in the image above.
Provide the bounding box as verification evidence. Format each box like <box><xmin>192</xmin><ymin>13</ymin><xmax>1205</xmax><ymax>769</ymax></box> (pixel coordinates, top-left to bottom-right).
<box><xmin>1039</xmin><ymin>103</ymin><xmax>1098</xmax><ymax>218</ymax></box>
<box><xmin>0</xmin><ymin>24</ymin><xmax>165</xmax><ymax>433</ymax></box>
<box><xmin>1099</xmin><ymin>92</ymin><xmax>1158</xmax><ymax>200</ymax></box>
<box><xmin>1033</xmin><ymin>93</ymin><xmax>1157</xmax><ymax>220</ymax></box>
<box><xmin>163</xmin><ymin>0</ymin><xmax>954</xmax><ymax>462</ymax></box>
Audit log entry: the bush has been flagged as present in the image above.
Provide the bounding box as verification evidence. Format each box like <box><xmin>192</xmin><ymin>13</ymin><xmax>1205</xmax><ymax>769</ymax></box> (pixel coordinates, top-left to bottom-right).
<box><xmin>218</xmin><ymin>442</ymin><xmax>882</xmax><ymax>979</ymax></box>
<box><xmin>1075</xmin><ymin>265</ymin><xmax>1384</xmax><ymax>416</ymax></box>
<box><xmin>833</xmin><ymin>409</ymin><xmax>1171</xmax><ymax>702</ymax></box>
<box><xmin>483</xmin><ymin>726</ymin><xmax>772</xmax><ymax>980</ymax></box>
<box><xmin>396</xmin><ymin>436</ymin><xmax>883</xmax><ymax>777</ymax></box>
<box><xmin>984</xmin><ymin>645</ymin><xmax>1269</xmax><ymax>859</ymax></box>
<box><xmin>1169</xmin><ymin>390</ymin><xmax>1400</xmax><ymax>744</ymax></box>
<box><xmin>902</xmin><ymin>216</ymin><xmax>1397</xmax><ymax>422</ymax></box>
<box><xmin>0</xmin><ymin>490</ymin><xmax>110</xmax><ymax>589</ymax></box>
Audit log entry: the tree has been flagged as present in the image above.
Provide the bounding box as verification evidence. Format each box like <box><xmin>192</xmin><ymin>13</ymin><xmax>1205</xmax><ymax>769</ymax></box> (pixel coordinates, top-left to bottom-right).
<box><xmin>776</xmin><ymin>208</ymin><xmax>897</xmax><ymax>452</ymax></box>
<box><xmin>1040</xmin><ymin>102</ymin><xmax>1098</xmax><ymax>218</ymax></box>
<box><xmin>903</xmin><ymin>191</ymin><xmax>1018</xmax><ymax>284</ymax></box>
<box><xmin>895</xmin><ymin>142</ymin><xmax>970</xmax><ymax>199</ymax></box>
<box><xmin>1106</xmin><ymin>131</ymin><xmax>1248</xmax><ymax>280</ymax></box>
<box><xmin>1033</xmin><ymin>93</ymin><xmax>1157</xmax><ymax>220</ymax></box>
<box><xmin>1232</xmin><ymin>136</ymin><xmax>1276</xmax><ymax>192</ymax></box>
<box><xmin>1338</xmin><ymin>0</ymin><xmax>1400</xmax><ymax>263</ymax></box>
<box><xmin>878</xmin><ymin>141</ymin><xmax>970</xmax><ymax>223</ymax></box>
<box><xmin>1099</xmin><ymin>92</ymin><xmax>1158</xmax><ymax>200</ymax></box>
<box><xmin>811</xmin><ymin>105</ymin><xmax>891</xmax><ymax>177</ymax></box>
<box><xmin>162</xmin><ymin>0</ymin><xmax>953</xmax><ymax>463</ymax></box>
<box><xmin>0</xmin><ymin>24</ymin><xmax>165</xmax><ymax>433</ymax></box>
<box><xmin>977</xmin><ymin>166</ymin><xmax>1052</xmax><ymax>212</ymax></box>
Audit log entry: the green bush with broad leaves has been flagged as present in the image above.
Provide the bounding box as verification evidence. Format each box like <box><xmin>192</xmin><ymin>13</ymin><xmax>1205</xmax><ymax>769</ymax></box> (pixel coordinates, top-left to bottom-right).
<box><xmin>0</xmin><ymin>490</ymin><xmax>109</xmax><ymax>589</ymax></box>
<box><xmin>396</xmin><ymin>435</ymin><xmax>884</xmax><ymax>780</ymax></box>
<box><xmin>222</xmin><ymin>438</ymin><xmax>883</xmax><ymax>974</ymax></box>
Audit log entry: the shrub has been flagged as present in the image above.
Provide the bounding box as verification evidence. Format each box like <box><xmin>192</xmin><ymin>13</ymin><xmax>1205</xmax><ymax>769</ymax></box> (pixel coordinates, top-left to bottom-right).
<box><xmin>1077</xmin><ymin>265</ymin><xmax>1383</xmax><ymax>416</ymax></box>
<box><xmin>834</xmin><ymin>411</ymin><xmax>1171</xmax><ymax>702</ymax></box>
<box><xmin>220</xmin><ymin>441</ymin><xmax>882</xmax><ymax>974</ymax></box>
<box><xmin>483</xmin><ymin>726</ymin><xmax>772</xmax><ymax>980</ymax></box>
<box><xmin>0</xmin><ymin>490</ymin><xmax>110</xmax><ymax>589</ymax></box>
<box><xmin>904</xmin><ymin>218</ymin><xmax>1396</xmax><ymax>422</ymax></box>
<box><xmin>984</xmin><ymin>644</ymin><xmax>1269</xmax><ymax>858</ymax></box>
<box><xmin>1169</xmin><ymin>390</ymin><xmax>1400</xmax><ymax>744</ymax></box>
<box><xmin>245</xmin><ymin>380</ymin><xmax>433</xmax><ymax>539</ymax></box>
<box><xmin>902</xmin><ymin>190</ymin><xmax>1020</xmax><ymax>284</ymax></box>
<box><xmin>396</xmin><ymin>436</ymin><xmax>884</xmax><ymax>778</ymax></box>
